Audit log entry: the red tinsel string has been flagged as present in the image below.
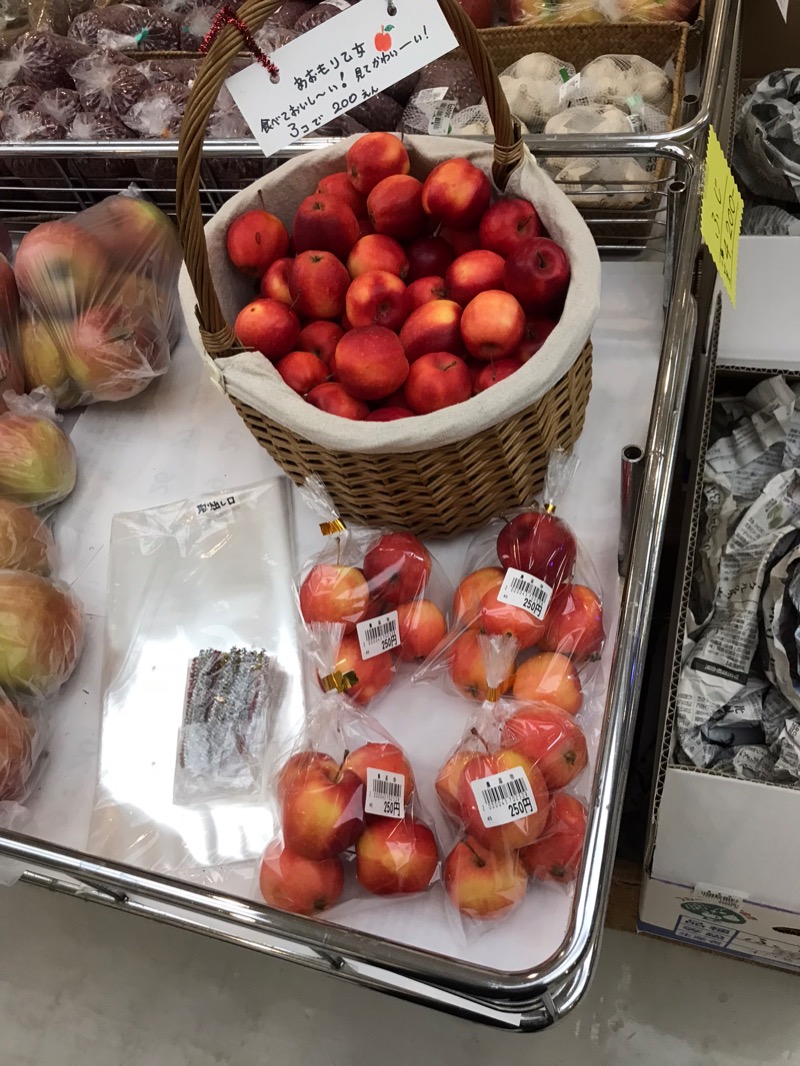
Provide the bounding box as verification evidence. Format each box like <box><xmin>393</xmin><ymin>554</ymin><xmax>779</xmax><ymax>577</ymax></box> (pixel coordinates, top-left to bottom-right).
<box><xmin>200</xmin><ymin>5</ymin><xmax>280</xmax><ymax>79</ymax></box>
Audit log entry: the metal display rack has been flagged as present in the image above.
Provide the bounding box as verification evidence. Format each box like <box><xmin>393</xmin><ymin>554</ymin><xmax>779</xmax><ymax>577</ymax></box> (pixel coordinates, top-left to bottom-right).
<box><xmin>0</xmin><ymin>0</ymin><xmax>740</xmax><ymax>1030</ymax></box>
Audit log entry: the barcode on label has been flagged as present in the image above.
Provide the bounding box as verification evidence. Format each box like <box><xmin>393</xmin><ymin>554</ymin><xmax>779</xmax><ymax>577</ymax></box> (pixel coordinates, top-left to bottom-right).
<box><xmin>356</xmin><ymin>610</ymin><xmax>400</xmax><ymax>660</ymax></box>
<box><xmin>470</xmin><ymin>766</ymin><xmax>537</xmax><ymax>827</ymax></box>
<box><xmin>497</xmin><ymin>567</ymin><xmax>553</xmax><ymax>620</ymax></box>
<box><xmin>365</xmin><ymin>767</ymin><xmax>405</xmax><ymax>818</ymax></box>
<box><xmin>415</xmin><ymin>86</ymin><xmax>449</xmax><ymax>106</ymax></box>
<box><xmin>428</xmin><ymin>100</ymin><xmax>456</xmax><ymax>135</ymax></box>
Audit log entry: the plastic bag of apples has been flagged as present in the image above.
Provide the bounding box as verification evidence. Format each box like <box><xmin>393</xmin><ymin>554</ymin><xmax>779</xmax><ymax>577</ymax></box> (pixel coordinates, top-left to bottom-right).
<box><xmin>14</xmin><ymin>186</ymin><xmax>181</xmax><ymax>409</ymax></box>
<box><xmin>436</xmin><ymin>635</ymin><xmax>590</xmax><ymax>930</ymax></box>
<box><xmin>413</xmin><ymin>450</ymin><xmax>605</xmax><ymax>715</ymax></box>
<box><xmin>296</xmin><ymin>477</ymin><xmax>453</xmax><ymax>706</ymax></box>
<box><xmin>258</xmin><ymin>622</ymin><xmax>441</xmax><ymax>918</ymax></box>
<box><xmin>0</xmin><ymin>254</ymin><xmax>25</xmax><ymax>414</ymax></box>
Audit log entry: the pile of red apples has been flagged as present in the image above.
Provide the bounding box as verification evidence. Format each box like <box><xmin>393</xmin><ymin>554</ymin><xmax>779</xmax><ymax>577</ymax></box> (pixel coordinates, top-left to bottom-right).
<box><xmin>227</xmin><ymin>131</ymin><xmax>570</xmax><ymax>421</ymax></box>
<box><xmin>433</xmin><ymin>508</ymin><xmax>602</xmax><ymax>918</ymax></box>
<box><xmin>299</xmin><ymin>530</ymin><xmax>446</xmax><ymax>704</ymax></box>
<box><xmin>261</xmin><ymin>742</ymin><xmax>439</xmax><ymax>916</ymax></box>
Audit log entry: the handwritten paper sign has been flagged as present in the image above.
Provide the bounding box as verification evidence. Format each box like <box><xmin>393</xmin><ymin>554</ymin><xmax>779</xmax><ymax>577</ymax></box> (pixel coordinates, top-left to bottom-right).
<box><xmin>701</xmin><ymin>126</ymin><xmax>744</xmax><ymax>307</ymax></box>
<box><xmin>227</xmin><ymin>0</ymin><xmax>458</xmax><ymax>159</ymax></box>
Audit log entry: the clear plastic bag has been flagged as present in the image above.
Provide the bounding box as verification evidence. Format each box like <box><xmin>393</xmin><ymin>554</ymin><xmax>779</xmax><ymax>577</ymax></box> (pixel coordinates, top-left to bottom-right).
<box><xmin>400</xmin><ymin>57</ymin><xmax>483</xmax><ymax>134</ymax></box>
<box><xmin>0</xmin><ymin>31</ymin><xmax>89</xmax><ymax>92</ymax></box>
<box><xmin>413</xmin><ymin>451</ymin><xmax>606</xmax><ymax>711</ymax></box>
<box><xmin>178</xmin><ymin>2</ymin><xmax>216</xmax><ymax>50</ymax></box>
<box><xmin>438</xmin><ymin>636</ymin><xmax>544</xmax><ymax>931</ymax></box>
<box><xmin>68</xmin><ymin>110</ymin><xmax>137</xmax><ymax>181</ymax></box>
<box><xmin>70</xmin><ymin>49</ymin><xmax>149</xmax><ymax>117</ymax></box>
<box><xmin>577</xmin><ymin>54</ymin><xmax>672</xmax><ymax>116</ymax></box>
<box><xmin>89</xmin><ymin>478</ymin><xmax>304</xmax><ymax>881</ymax></box>
<box><xmin>15</xmin><ymin>187</ymin><xmax>180</xmax><ymax>407</ymax></box>
<box><xmin>499</xmin><ymin>54</ymin><xmax>576</xmax><ymax>133</ymax></box>
<box><xmin>1</xmin><ymin>106</ymin><xmax>66</xmax><ymax>183</ymax></box>
<box><xmin>258</xmin><ymin>621</ymin><xmax>440</xmax><ymax>917</ymax></box>
<box><xmin>295</xmin><ymin>477</ymin><xmax>452</xmax><ymax>707</ymax></box>
<box><xmin>0</xmin><ymin>391</ymin><xmax>76</xmax><ymax>508</ymax></box>
<box><xmin>37</xmin><ymin>86</ymin><xmax>80</xmax><ymax>125</ymax></box>
<box><xmin>0</xmin><ymin>254</ymin><xmax>24</xmax><ymax>413</ymax></box>
<box><xmin>26</xmin><ymin>0</ymin><xmax>91</xmax><ymax>35</ymax></box>
<box><xmin>67</xmin><ymin>4</ymin><xmax>181</xmax><ymax>51</ymax></box>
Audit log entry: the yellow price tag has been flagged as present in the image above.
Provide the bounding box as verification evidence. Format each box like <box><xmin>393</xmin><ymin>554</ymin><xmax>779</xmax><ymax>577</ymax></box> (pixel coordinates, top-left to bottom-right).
<box><xmin>701</xmin><ymin>126</ymin><xmax>744</xmax><ymax>307</ymax></box>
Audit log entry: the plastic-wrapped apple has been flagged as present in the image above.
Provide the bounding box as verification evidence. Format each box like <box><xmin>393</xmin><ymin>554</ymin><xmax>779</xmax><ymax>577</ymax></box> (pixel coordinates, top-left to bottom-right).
<box><xmin>0</xmin><ymin>255</ymin><xmax>24</xmax><ymax>411</ymax></box>
<box><xmin>453</xmin><ymin>567</ymin><xmax>504</xmax><ymax>626</ymax></box>
<box><xmin>344</xmin><ymin>742</ymin><xmax>416</xmax><ymax>803</ymax></box>
<box><xmin>65</xmin><ymin>306</ymin><xmax>167</xmax><ymax>403</ymax></box>
<box><xmin>519</xmin><ymin>793</ymin><xmax>587</xmax><ymax>882</ymax></box>
<box><xmin>259</xmin><ymin>839</ymin><xmax>344</xmax><ymax>915</ymax></box>
<box><xmin>502</xmin><ymin>704</ymin><xmax>588</xmax><ymax>789</ymax></box>
<box><xmin>543</xmin><ymin>584</ymin><xmax>604</xmax><ymax>661</ymax></box>
<box><xmin>449</xmin><ymin>629</ymin><xmax>513</xmax><ymax>701</ymax></box>
<box><xmin>19</xmin><ymin>318</ymin><xmax>76</xmax><ymax>405</ymax></box>
<box><xmin>299</xmin><ymin>564</ymin><xmax>370</xmax><ymax>627</ymax></box>
<box><xmin>363</xmin><ymin>531</ymin><xmax>431</xmax><ymax>604</ymax></box>
<box><xmin>396</xmin><ymin>600</ymin><xmax>447</xmax><ymax>661</ymax></box>
<box><xmin>435</xmin><ymin>749</ymin><xmax>476</xmax><ymax>820</ymax></box>
<box><xmin>443</xmin><ymin>836</ymin><xmax>528</xmax><ymax>920</ymax></box>
<box><xmin>512</xmin><ymin>651</ymin><xmax>583</xmax><ymax>714</ymax></box>
<box><xmin>0</xmin><ymin>695</ymin><xmax>33</xmax><ymax>801</ymax></box>
<box><xmin>356</xmin><ymin>817</ymin><xmax>439</xmax><ymax>895</ymax></box>
<box><xmin>0</xmin><ymin>571</ymin><xmax>84</xmax><ymax>696</ymax></box>
<box><xmin>0</xmin><ymin>409</ymin><xmax>77</xmax><ymax>507</ymax></box>
<box><xmin>333</xmin><ymin>634</ymin><xmax>393</xmax><ymax>705</ymax></box>
<box><xmin>457</xmin><ymin>748</ymin><xmax>549</xmax><ymax>849</ymax></box>
<box><xmin>280</xmin><ymin>749</ymin><xmax>364</xmax><ymax>860</ymax></box>
<box><xmin>496</xmin><ymin>510</ymin><xmax>577</xmax><ymax>589</ymax></box>
<box><xmin>0</xmin><ymin>500</ymin><xmax>56</xmax><ymax>576</ymax></box>
<box><xmin>14</xmin><ymin>220</ymin><xmax>109</xmax><ymax>316</ymax></box>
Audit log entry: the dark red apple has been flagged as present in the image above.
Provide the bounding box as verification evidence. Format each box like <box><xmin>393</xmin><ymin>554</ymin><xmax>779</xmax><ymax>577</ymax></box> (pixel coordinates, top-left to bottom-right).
<box><xmin>496</xmin><ymin>511</ymin><xmax>576</xmax><ymax>589</ymax></box>
<box><xmin>503</xmin><ymin>238</ymin><xmax>571</xmax><ymax>314</ymax></box>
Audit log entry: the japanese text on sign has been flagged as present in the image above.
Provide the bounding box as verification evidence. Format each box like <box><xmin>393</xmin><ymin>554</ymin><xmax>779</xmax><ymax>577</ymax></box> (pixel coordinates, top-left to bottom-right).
<box><xmin>226</xmin><ymin>0</ymin><xmax>458</xmax><ymax>159</ymax></box>
<box><xmin>701</xmin><ymin>126</ymin><xmax>744</xmax><ymax>307</ymax></box>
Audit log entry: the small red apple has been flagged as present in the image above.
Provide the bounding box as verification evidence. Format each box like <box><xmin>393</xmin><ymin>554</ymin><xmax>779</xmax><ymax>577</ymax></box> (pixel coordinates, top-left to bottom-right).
<box><xmin>406</xmin><ymin>235</ymin><xmax>455</xmax><ymax>282</ymax></box>
<box><xmin>298</xmin><ymin>320</ymin><xmax>343</xmax><ymax>367</ymax></box>
<box><xmin>504</xmin><ymin>237</ymin><xmax>571</xmax><ymax>314</ymax></box>
<box><xmin>399</xmin><ymin>300</ymin><xmax>464</xmax><ymax>363</ymax></box>
<box><xmin>316</xmin><ymin>170</ymin><xmax>367</xmax><ymax>219</ymax></box>
<box><xmin>356</xmin><ymin>817</ymin><xmax>439</xmax><ymax>895</ymax></box>
<box><xmin>542</xmin><ymin>584</ymin><xmax>604</xmax><ymax>662</ymax></box>
<box><xmin>478</xmin><ymin>586</ymin><xmax>545</xmax><ymax>650</ymax></box>
<box><xmin>345</xmin><ymin>271</ymin><xmax>408</xmax><ymax>332</ymax></box>
<box><xmin>259</xmin><ymin>840</ymin><xmax>344</xmax><ymax>915</ymax></box>
<box><xmin>479</xmin><ymin>198</ymin><xmax>542</xmax><ymax>257</ymax></box>
<box><xmin>404</xmin><ymin>352</ymin><xmax>472</xmax><ymax>415</ymax></box>
<box><xmin>260</xmin><ymin>256</ymin><xmax>293</xmax><ymax>304</ymax></box>
<box><xmin>367</xmin><ymin>174</ymin><xmax>425</xmax><ymax>240</ymax></box>
<box><xmin>280</xmin><ymin>752</ymin><xmax>364</xmax><ymax>860</ymax></box>
<box><xmin>289</xmin><ymin>250</ymin><xmax>350</xmax><ymax>320</ymax></box>
<box><xmin>395</xmin><ymin>599</ymin><xmax>447</xmax><ymax>661</ymax></box>
<box><xmin>275</xmin><ymin>350</ymin><xmax>327</xmax><ymax>396</ymax></box>
<box><xmin>347</xmin><ymin>132</ymin><xmax>410</xmax><ymax>196</ymax></box>
<box><xmin>307</xmin><ymin>382</ymin><xmax>369</xmax><ymax>420</ymax></box>
<box><xmin>347</xmin><ymin>234</ymin><xmax>409</xmax><ymax>280</ymax></box>
<box><xmin>453</xmin><ymin>567</ymin><xmax>504</xmax><ymax>626</ymax></box>
<box><xmin>406</xmin><ymin>276</ymin><xmax>449</xmax><ymax>312</ymax></box>
<box><xmin>293</xmin><ymin>193</ymin><xmax>360</xmax><ymax>260</ymax></box>
<box><xmin>448</xmin><ymin>629</ymin><xmax>512</xmax><ymax>701</ymax></box>
<box><xmin>445</xmin><ymin>250</ymin><xmax>505</xmax><ymax>308</ymax></box>
<box><xmin>519</xmin><ymin>793</ymin><xmax>587</xmax><ymax>882</ymax></box>
<box><xmin>516</xmin><ymin>316</ymin><xmax>557</xmax><ymax>363</ymax></box>
<box><xmin>334</xmin><ymin>633</ymin><xmax>393</xmax><ymax>704</ymax></box>
<box><xmin>461</xmin><ymin>290</ymin><xmax>525</xmax><ymax>361</ymax></box>
<box><xmin>226</xmin><ymin>209</ymin><xmax>289</xmax><ymax>277</ymax></box>
<box><xmin>422</xmin><ymin>158</ymin><xmax>491</xmax><ymax>231</ymax></box>
<box><xmin>234</xmin><ymin>298</ymin><xmax>300</xmax><ymax>362</ymax></box>
<box><xmin>496</xmin><ymin>510</ymin><xmax>577</xmax><ymax>589</ymax></box>
<box><xmin>299</xmin><ymin>563</ymin><xmax>370</xmax><ymax>626</ymax></box>
<box><xmin>512</xmin><ymin>651</ymin><xmax>583</xmax><ymax>715</ymax></box>
<box><xmin>473</xmin><ymin>357</ymin><xmax>522</xmax><ymax>393</ymax></box>
<box><xmin>435</xmin><ymin>749</ymin><xmax>478</xmax><ymax>821</ymax></box>
<box><xmin>443</xmin><ymin>836</ymin><xmax>528</xmax><ymax>920</ymax></box>
<box><xmin>502</xmin><ymin>705</ymin><xmax>588</xmax><ymax>789</ymax></box>
<box><xmin>363</xmin><ymin>531</ymin><xmax>431</xmax><ymax>604</ymax></box>
<box><xmin>334</xmin><ymin>325</ymin><xmax>409</xmax><ymax>401</ymax></box>
<box><xmin>344</xmin><ymin>742</ymin><xmax>416</xmax><ymax>803</ymax></box>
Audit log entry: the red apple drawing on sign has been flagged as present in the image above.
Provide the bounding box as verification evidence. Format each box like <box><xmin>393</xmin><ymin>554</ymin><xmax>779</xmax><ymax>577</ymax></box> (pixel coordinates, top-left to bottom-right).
<box><xmin>374</xmin><ymin>24</ymin><xmax>393</xmax><ymax>51</ymax></box>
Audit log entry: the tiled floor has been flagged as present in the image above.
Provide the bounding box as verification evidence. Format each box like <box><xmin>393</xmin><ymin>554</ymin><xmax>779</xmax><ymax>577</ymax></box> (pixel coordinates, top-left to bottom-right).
<box><xmin>1</xmin><ymin>881</ymin><xmax>798</xmax><ymax>1065</ymax></box>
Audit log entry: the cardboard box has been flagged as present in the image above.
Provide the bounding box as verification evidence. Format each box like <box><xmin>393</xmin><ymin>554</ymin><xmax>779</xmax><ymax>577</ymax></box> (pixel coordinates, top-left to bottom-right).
<box><xmin>638</xmin><ymin>247</ymin><xmax>800</xmax><ymax>972</ymax></box>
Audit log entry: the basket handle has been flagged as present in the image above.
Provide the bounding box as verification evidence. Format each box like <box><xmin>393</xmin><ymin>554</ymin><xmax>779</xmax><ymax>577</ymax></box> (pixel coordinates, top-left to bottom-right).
<box><xmin>176</xmin><ymin>0</ymin><xmax>523</xmax><ymax>356</ymax></box>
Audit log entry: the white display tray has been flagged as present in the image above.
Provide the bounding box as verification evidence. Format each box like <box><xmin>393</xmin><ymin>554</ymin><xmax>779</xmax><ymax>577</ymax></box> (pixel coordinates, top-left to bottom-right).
<box><xmin>17</xmin><ymin>260</ymin><xmax>664</xmax><ymax>974</ymax></box>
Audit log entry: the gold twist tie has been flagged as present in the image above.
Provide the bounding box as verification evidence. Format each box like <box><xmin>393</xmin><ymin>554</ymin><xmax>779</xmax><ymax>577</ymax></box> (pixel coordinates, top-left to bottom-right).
<box><xmin>545</xmin><ymin>503</ymin><xmax>557</xmax><ymax>515</ymax></box>
<box><xmin>320</xmin><ymin>669</ymin><xmax>358</xmax><ymax>693</ymax></box>
<box><xmin>486</xmin><ymin>686</ymin><xmax>500</xmax><ymax>703</ymax></box>
<box><xmin>319</xmin><ymin>519</ymin><xmax>346</xmax><ymax>536</ymax></box>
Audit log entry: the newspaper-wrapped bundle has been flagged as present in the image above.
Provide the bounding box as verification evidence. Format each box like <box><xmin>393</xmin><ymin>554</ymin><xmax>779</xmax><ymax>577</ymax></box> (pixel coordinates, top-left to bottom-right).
<box><xmin>676</xmin><ymin>376</ymin><xmax>800</xmax><ymax>785</ymax></box>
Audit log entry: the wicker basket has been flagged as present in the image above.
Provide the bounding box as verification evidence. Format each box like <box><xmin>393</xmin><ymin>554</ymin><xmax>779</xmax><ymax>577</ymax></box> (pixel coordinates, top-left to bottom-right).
<box><xmin>176</xmin><ymin>0</ymin><xmax>597</xmax><ymax>538</ymax></box>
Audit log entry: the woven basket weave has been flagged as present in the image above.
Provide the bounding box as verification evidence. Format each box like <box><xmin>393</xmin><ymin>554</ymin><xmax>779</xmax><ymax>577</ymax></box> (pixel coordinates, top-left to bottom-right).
<box><xmin>176</xmin><ymin>0</ymin><xmax>595</xmax><ymax>538</ymax></box>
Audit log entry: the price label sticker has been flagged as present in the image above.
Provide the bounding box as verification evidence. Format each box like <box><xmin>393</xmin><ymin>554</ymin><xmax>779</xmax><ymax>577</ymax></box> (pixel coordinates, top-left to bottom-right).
<box><xmin>701</xmin><ymin>126</ymin><xmax>744</xmax><ymax>307</ymax></box>
<box><xmin>356</xmin><ymin>610</ymin><xmax>400</xmax><ymax>660</ymax></box>
<box><xmin>558</xmin><ymin>71</ymin><xmax>581</xmax><ymax>103</ymax></box>
<box><xmin>365</xmin><ymin>767</ymin><xmax>405</xmax><ymax>818</ymax></box>
<box><xmin>428</xmin><ymin>99</ymin><xmax>456</xmax><ymax>135</ymax></box>
<box><xmin>227</xmin><ymin>0</ymin><xmax>458</xmax><ymax>159</ymax></box>
<box><xmin>470</xmin><ymin>767</ymin><xmax>537</xmax><ymax>828</ymax></box>
<box><xmin>497</xmin><ymin>567</ymin><xmax>553</xmax><ymax>620</ymax></box>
